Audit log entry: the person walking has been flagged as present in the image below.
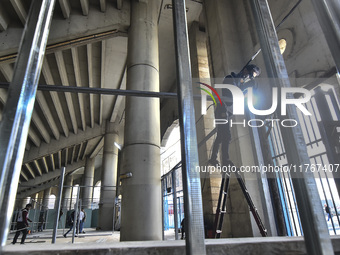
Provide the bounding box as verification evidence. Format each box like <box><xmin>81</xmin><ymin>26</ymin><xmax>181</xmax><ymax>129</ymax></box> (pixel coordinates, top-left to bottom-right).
<box><xmin>79</xmin><ymin>208</ymin><xmax>86</xmax><ymax>234</ymax></box>
<box><xmin>12</xmin><ymin>204</ymin><xmax>33</xmax><ymax>244</ymax></box>
<box><xmin>325</xmin><ymin>204</ymin><xmax>332</xmax><ymax>221</ymax></box>
<box><xmin>63</xmin><ymin>210</ymin><xmax>77</xmax><ymax>237</ymax></box>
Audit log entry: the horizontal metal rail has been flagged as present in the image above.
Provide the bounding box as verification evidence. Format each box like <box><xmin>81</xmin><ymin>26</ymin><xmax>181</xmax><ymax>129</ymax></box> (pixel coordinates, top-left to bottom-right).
<box><xmin>0</xmin><ymin>82</ymin><xmax>178</xmax><ymax>98</ymax></box>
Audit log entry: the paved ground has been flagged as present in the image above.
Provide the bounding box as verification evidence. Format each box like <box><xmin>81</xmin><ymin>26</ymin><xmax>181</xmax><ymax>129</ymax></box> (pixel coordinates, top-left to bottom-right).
<box><xmin>6</xmin><ymin>228</ymin><xmax>176</xmax><ymax>246</ymax></box>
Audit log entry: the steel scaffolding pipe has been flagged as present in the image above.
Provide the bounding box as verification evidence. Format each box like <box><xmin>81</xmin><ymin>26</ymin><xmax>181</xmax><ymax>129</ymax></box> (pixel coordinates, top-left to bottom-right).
<box><xmin>172</xmin><ymin>0</ymin><xmax>206</xmax><ymax>254</ymax></box>
<box><xmin>0</xmin><ymin>82</ymin><xmax>178</xmax><ymax>99</ymax></box>
<box><xmin>250</xmin><ymin>0</ymin><xmax>333</xmax><ymax>254</ymax></box>
<box><xmin>0</xmin><ymin>0</ymin><xmax>56</xmax><ymax>247</ymax></box>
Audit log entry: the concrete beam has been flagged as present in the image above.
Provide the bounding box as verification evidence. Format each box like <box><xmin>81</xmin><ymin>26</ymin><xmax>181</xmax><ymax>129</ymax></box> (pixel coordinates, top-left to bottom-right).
<box><xmin>71</xmin><ymin>47</ymin><xmax>86</xmax><ymax>131</ymax></box>
<box><xmin>82</xmin><ymin>141</ymin><xmax>90</xmax><ymax>160</ymax></box>
<box><xmin>31</xmin><ymin>111</ymin><xmax>51</xmax><ymax>144</ymax></box>
<box><xmin>0</xmin><ymin>3</ymin><xmax>130</xmax><ymax>56</ymax></box>
<box><xmin>10</xmin><ymin>0</ymin><xmax>27</xmax><ymax>26</ymax></box>
<box><xmin>50</xmin><ymin>154</ymin><xmax>56</xmax><ymax>171</ymax></box>
<box><xmin>0</xmin><ymin>65</ymin><xmax>9</xmax><ymax>104</ymax></box>
<box><xmin>87</xmin><ymin>44</ymin><xmax>95</xmax><ymax>128</ymax></box>
<box><xmin>57</xmin><ymin>151</ymin><xmax>62</xmax><ymax>169</ymax></box>
<box><xmin>70</xmin><ymin>146</ymin><xmax>75</xmax><ymax>164</ymax></box>
<box><xmin>23</xmin><ymin>124</ymin><xmax>105</xmax><ymax>163</ymax></box>
<box><xmin>19</xmin><ymin>160</ymin><xmax>86</xmax><ymax>193</ymax></box>
<box><xmin>76</xmin><ymin>143</ymin><xmax>83</xmax><ymax>162</ymax></box>
<box><xmin>20</xmin><ymin>171</ymin><xmax>28</xmax><ymax>182</ymax></box>
<box><xmin>36</xmin><ymin>91</ymin><xmax>60</xmax><ymax>140</ymax></box>
<box><xmin>110</xmin><ymin>63</ymin><xmax>127</xmax><ymax>122</ymax></box>
<box><xmin>80</xmin><ymin>0</ymin><xmax>89</xmax><ymax>16</ymax></box>
<box><xmin>117</xmin><ymin>0</ymin><xmax>123</xmax><ymax>10</ymax></box>
<box><xmin>54</xmin><ymin>51</ymin><xmax>78</xmax><ymax>135</ymax></box>
<box><xmin>0</xmin><ymin>3</ymin><xmax>9</xmax><ymax>31</ymax></box>
<box><xmin>33</xmin><ymin>160</ymin><xmax>42</xmax><ymax>176</ymax></box>
<box><xmin>17</xmin><ymin>178</ymin><xmax>59</xmax><ymax>199</ymax></box>
<box><xmin>28</xmin><ymin>128</ymin><xmax>41</xmax><ymax>147</ymax></box>
<box><xmin>42</xmin><ymin>157</ymin><xmax>49</xmax><ymax>173</ymax></box>
<box><xmin>58</xmin><ymin>0</ymin><xmax>71</xmax><ymax>19</ymax></box>
<box><xmin>41</xmin><ymin>61</ymin><xmax>69</xmax><ymax>137</ymax></box>
<box><xmin>89</xmin><ymin>137</ymin><xmax>104</xmax><ymax>158</ymax></box>
<box><xmin>64</xmin><ymin>148</ymin><xmax>68</xmax><ymax>166</ymax></box>
<box><xmin>100</xmin><ymin>0</ymin><xmax>106</xmax><ymax>12</ymax></box>
<box><xmin>99</xmin><ymin>41</ymin><xmax>106</xmax><ymax>126</ymax></box>
<box><xmin>24</xmin><ymin>163</ymin><xmax>35</xmax><ymax>179</ymax></box>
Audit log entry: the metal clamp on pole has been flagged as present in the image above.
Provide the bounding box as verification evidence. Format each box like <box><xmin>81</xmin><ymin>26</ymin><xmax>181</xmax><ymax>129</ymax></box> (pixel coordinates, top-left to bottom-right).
<box><xmin>120</xmin><ymin>173</ymin><xmax>132</xmax><ymax>180</ymax></box>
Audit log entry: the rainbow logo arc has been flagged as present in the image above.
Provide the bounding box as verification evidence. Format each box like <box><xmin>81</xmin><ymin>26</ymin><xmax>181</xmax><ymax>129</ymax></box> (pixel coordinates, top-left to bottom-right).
<box><xmin>197</xmin><ymin>82</ymin><xmax>222</xmax><ymax>106</ymax></box>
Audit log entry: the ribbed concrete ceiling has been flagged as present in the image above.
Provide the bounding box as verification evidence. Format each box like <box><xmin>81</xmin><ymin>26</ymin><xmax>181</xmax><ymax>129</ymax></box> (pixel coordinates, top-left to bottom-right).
<box><xmin>0</xmin><ymin>0</ymin><xmax>202</xmax><ymax>197</ymax></box>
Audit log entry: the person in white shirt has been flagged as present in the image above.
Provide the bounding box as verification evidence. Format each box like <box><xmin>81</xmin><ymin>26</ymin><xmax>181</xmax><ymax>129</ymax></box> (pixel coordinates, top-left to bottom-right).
<box><xmin>79</xmin><ymin>208</ymin><xmax>86</xmax><ymax>234</ymax></box>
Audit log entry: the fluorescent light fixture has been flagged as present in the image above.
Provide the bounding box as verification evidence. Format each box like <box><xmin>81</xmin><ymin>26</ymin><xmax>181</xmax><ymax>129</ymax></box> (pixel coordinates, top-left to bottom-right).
<box><xmin>114</xmin><ymin>142</ymin><xmax>122</xmax><ymax>150</ymax></box>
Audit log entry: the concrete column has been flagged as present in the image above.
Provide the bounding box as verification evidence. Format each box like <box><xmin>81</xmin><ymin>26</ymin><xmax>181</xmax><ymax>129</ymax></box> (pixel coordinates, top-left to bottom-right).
<box><xmin>32</xmin><ymin>193</ymin><xmax>39</xmax><ymax>209</ymax></box>
<box><xmin>203</xmin><ymin>0</ymin><xmax>254</xmax><ymax>238</ymax></box>
<box><xmin>188</xmin><ymin>21</ymin><xmax>218</xmax><ymax>236</ymax></box>
<box><xmin>20</xmin><ymin>197</ymin><xmax>31</xmax><ymax>209</ymax></box>
<box><xmin>62</xmin><ymin>174</ymin><xmax>73</xmax><ymax>210</ymax></box>
<box><xmin>98</xmin><ymin>129</ymin><xmax>119</xmax><ymax>230</ymax></box>
<box><xmin>37</xmin><ymin>190</ymin><xmax>44</xmax><ymax>208</ymax></box>
<box><xmin>82</xmin><ymin>157</ymin><xmax>95</xmax><ymax>209</ymax></box>
<box><xmin>42</xmin><ymin>187</ymin><xmax>51</xmax><ymax>210</ymax></box>
<box><xmin>120</xmin><ymin>0</ymin><xmax>162</xmax><ymax>241</ymax></box>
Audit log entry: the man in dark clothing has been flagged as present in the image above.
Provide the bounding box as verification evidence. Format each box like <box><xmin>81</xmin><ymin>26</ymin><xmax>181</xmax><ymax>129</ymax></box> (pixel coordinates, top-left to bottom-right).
<box><xmin>325</xmin><ymin>204</ymin><xmax>332</xmax><ymax>221</ymax></box>
<box><xmin>64</xmin><ymin>210</ymin><xmax>77</xmax><ymax>237</ymax></box>
<box><xmin>12</xmin><ymin>204</ymin><xmax>33</xmax><ymax>244</ymax></box>
<box><xmin>209</xmin><ymin>64</ymin><xmax>261</xmax><ymax>166</ymax></box>
<box><xmin>38</xmin><ymin>211</ymin><xmax>45</xmax><ymax>232</ymax></box>
<box><xmin>181</xmin><ymin>218</ymin><xmax>185</xmax><ymax>240</ymax></box>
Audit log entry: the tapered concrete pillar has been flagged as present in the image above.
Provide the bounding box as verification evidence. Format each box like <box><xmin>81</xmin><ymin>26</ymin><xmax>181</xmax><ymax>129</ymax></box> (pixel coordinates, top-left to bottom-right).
<box><xmin>42</xmin><ymin>187</ymin><xmax>51</xmax><ymax>210</ymax></box>
<box><xmin>62</xmin><ymin>174</ymin><xmax>73</xmax><ymax>210</ymax></box>
<box><xmin>21</xmin><ymin>197</ymin><xmax>31</xmax><ymax>209</ymax></box>
<box><xmin>37</xmin><ymin>190</ymin><xmax>44</xmax><ymax>208</ymax></box>
<box><xmin>98</xmin><ymin>128</ymin><xmax>119</xmax><ymax>230</ymax></box>
<box><xmin>32</xmin><ymin>193</ymin><xmax>39</xmax><ymax>209</ymax></box>
<box><xmin>82</xmin><ymin>157</ymin><xmax>95</xmax><ymax>209</ymax></box>
<box><xmin>120</xmin><ymin>0</ymin><xmax>162</xmax><ymax>241</ymax></box>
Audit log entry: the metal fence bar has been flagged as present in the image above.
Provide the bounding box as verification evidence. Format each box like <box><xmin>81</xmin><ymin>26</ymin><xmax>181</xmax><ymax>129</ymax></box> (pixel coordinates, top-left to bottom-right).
<box><xmin>0</xmin><ymin>0</ymin><xmax>56</xmax><ymax>247</ymax></box>
<box><xmin>72</xmin><ymin>186</ymin><xmax>80</xmax><ymax>243</ymax></box>
<box><xmin>52</xmin><ymin>166</ymin><xmax>65</xmax><ymax>243</ymax></box>
<box><xmin>319</xmin><ymin>155</ymin><xmax>340</xmax><ymax>234</ymax></box>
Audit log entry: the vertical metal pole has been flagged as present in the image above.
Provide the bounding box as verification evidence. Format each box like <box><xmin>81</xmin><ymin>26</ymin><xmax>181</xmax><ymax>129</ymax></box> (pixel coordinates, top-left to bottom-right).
<box><xmin>310</xmin><ymin>0</ymin><xmax>340</xmax><ymax>72</ymax></box>
<box><xmin>250</xmin><ymin>1</ymin><xmax>333</xmax><ymax>254</ymax></box>
<box><xmin>69</xmin><ymin>185</ymin><xmax>74</xmax><ymax>210</ymax></box>
<box><xmin>172</xmin><ymin>170</ymin><xmax>179</xmax><ymax>240</ymax></box>
<box><xmin>0</xmin><ymin>0</ymin><xmax>55</xmax><ymax>247</ymax></box>
<box><xmin>52</xmin><ymin>167</ymin><xmax>66</xmax><ymax>243</ymax></box>
<box><xmin>161</xmin><ymin>179</ymin><xmax>165</xmax><ymax>241</ymax></box>
<box><xmin>247</xmin><ymin>111</ymin><xmax>276</xmax><ymax>236</ymax></box>
<box><xmin>72</xmin><ymin>186</ymin><xmax>80</xmax><ymax>244</ymax></box>
<box><xmin>172</xmin><ymin>0</ymin><xmax>206</xmax><ymax>254</ymax></box>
